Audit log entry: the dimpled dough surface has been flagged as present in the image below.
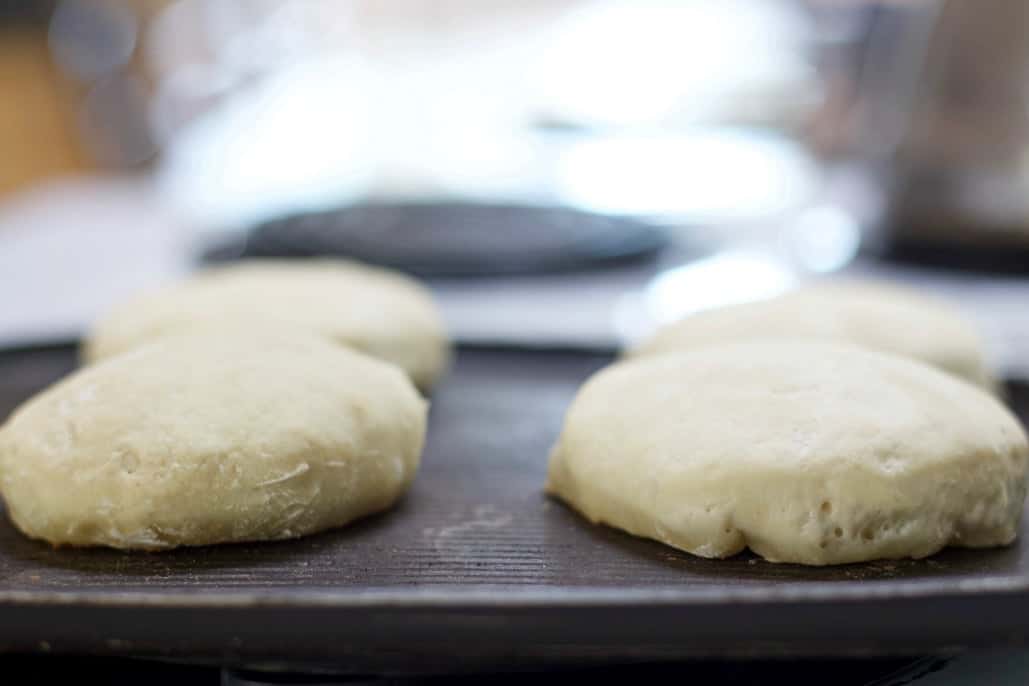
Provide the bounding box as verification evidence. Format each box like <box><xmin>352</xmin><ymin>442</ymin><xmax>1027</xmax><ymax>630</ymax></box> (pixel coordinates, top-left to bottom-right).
<box><xmin>0</xmin><ymin>332</ymin><xmax>427</xmax><ymax>550</ymax></box>
<box><xmin>630</xmin><ymin>281</ymin><xmax>996</xmax><ymax>391</ymax></box>
<box><xmin>82</xmin><ymin>259</ymin><xmax>450</xmax><ymax>390</ymax></box>
<box><xmin>547</xmin><ymin>341</ymin><xmax>1029</xmax><ymax>566</ymax></box>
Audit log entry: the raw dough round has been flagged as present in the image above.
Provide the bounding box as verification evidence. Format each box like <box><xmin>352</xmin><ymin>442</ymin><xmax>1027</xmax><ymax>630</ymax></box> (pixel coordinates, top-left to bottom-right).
<box><xmin>0</xmin><ymin>331</ymin><xmax>427</xmax><ymax>550</ymax></box>
<box><xmin>630</xmin><ymin>281</ymin><xmax>996</xmax><ymax>391</ymax></box>
<box><xmin>547</xmin><ymin>341</ymin><xmax>1028</xmax><ymax>565</ymax></box>
<box><xmin>83</xmin><ymin>259</ymin><xmax>450</xmax><ymax>390</ymax></box>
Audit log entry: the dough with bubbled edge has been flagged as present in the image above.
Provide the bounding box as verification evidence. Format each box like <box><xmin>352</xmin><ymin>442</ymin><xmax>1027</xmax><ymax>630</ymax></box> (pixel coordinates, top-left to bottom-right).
<box><xmin>0</xmin><ymin>331</ymin><xmax>427</xmax><ymax>550</ymax></box>
<box><xmin>629</xmin><ymin>280</ymin><xmax>997</xmax><ymax>392</ymax></box>
<box><xmin>547</xmin><ymin>341</ymin><xmax>1028</xmax><ymax>565</ymax></box>
<box><xmin>82</xmin><ymin>259</ymin><xmax>450</xmax><ymax>391</ymax></box>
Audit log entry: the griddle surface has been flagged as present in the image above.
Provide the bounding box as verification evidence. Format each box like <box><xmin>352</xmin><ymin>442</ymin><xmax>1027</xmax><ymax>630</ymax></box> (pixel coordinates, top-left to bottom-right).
<box><xmin>1</xmin><ymin>344</ymin><xmax>1028</xmax><ymax>669</ymax></box>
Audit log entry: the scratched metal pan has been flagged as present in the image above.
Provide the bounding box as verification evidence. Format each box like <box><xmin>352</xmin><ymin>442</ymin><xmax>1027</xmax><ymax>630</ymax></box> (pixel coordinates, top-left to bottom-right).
<box><xmin>0</xmin><ymin>342</ymin><xmax>1028</xmax><ymax>672</ymax></box>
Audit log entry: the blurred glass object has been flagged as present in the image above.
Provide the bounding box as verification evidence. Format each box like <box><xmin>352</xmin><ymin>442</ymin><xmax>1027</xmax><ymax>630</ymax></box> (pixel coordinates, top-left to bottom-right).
<box><xmin>144</xmin><ymin>0</ymin><xmax>354</xmax><ymax>143</ymax></box>
<box><xmin>147</xmin><ymin>1</ymin><xmax>375</xmax><ymax>231</ymax></box>
<box><xmin>130</xmin><ymin>0</ymin><xmax>824</xmax><ymax>236</ymax></box>
<box><xmin>541</xmin><ymin>0</ymin><xmax>822</xmax><ymax>228</ymax></box>
<box><xmin>818</xmin><ymin>0</ymin><xmax>1029</xmax><ymax>261</ymax></box>
<box><xmin>78</xmin><ymin>72</ymin><xmax>155</xmax><ymax>166</ymax></box>
<box><xmin>555</xmin><ymin>129</ymin><xmax>819</xmax><ymax>222</ymax></box>
<box><xmin>48</xmin><ymin>0</ymin><xmax>136</xmax><ymax>82</ymax></box>
<box><xmin>536</xmin><ymin>0</ymin><xmax>817</xmax><ymax>129</ymax></box>
<box><xmin>47</xmin><ymin>0</ymin><xmax>156</xmax><ymax>168</ymax></box>
<box><xmin>157</xmin><ymin>56</ymin><xmax>374</xmax><ymax>231</ymax></box>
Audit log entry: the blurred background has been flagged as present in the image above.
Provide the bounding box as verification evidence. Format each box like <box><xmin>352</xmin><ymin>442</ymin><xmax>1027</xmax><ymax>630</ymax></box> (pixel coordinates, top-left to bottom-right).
<box><xmin>0</xmin><ymin>0</ymin><xmax>1027</xmax><ymax>374</ymax></box>
<box><xmin>3</xmin><ymin>3</ymin><xmax>1029</xmax><ymax>682</ymax></box>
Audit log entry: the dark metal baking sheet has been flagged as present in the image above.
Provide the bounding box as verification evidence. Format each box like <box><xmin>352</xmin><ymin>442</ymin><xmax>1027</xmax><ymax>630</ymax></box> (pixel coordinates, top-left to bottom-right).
<box><xmin>1</xmin><ymin>343</ymin><xmax>1029</xmax><ymax>671</ymax></box>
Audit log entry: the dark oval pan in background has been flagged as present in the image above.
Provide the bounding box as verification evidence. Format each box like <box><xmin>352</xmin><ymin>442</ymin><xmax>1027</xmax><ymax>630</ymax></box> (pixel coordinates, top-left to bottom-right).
<box><xmin>205</xmin><ymin>202</ymin><xmax>670</xmax><ymax>279</ymax></box>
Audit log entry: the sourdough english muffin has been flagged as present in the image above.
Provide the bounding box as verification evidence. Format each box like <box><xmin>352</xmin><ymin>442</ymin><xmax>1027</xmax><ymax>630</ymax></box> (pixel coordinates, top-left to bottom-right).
<box><xmin>629</xmin><ymin>280</ymin><xmax>996</xmax><ymax>391</ymax></box>
<box><xmin>0</xmin><ymin>331</ymin><xmax>427</xmax><ymax>550</ymax></box>
<box><xmin>547</xmin><ymin>341</ymin><xmax>1028</xmax><ymax>565</ymax></box>
<box><xmin>83</xmin><ymin>259</ymin><xmax>449</xmax><ymax>390</ymax></box>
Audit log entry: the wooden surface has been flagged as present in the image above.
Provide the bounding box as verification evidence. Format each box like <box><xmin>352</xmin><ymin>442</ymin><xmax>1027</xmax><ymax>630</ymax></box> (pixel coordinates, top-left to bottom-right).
<box><xmin>0</xmin><ymin>29</ymin><xmax>91</xmax><ymax>199</ymax></box>
<box><xmin>1</xmin><ymin>344</ymin><xmax>1029</xmax><ymax>670</ymax></box>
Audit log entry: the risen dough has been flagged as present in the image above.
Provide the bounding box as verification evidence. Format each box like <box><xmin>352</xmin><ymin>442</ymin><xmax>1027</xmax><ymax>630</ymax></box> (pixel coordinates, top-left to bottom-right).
<box><xmin>83</xmin><ymin>259</ymin><xmax>450</xmax><ymax>390</ymax></box>
<box><xmin>0</xmin><ymin>331</ymin><xmax>427</xmax><ymax>550</ymax></box>
<box><xmin>630</xmin><ymin>281</ymin><xmax>996</xmax><ymax>391</ymax></box>
<box><xmin>547</xmin><ymin>341</ymin><xmax>1028</xmax><ymax>565</ymax></box>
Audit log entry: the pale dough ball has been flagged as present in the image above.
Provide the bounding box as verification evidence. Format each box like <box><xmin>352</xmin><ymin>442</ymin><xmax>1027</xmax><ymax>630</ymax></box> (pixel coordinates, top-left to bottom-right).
<box><xmin>547</xmin><ymin>341</ymin><xmax>1028</xmax><ymax>565</ymax></box>
<box><xmin>0</xmin><ymin>331</ymin><xmax>427</xmax><ymax>550</ymax></box>
<box><xmin>630</xmin><ymin>280</ymin><xmax>996</xmax><ymax>391</ymax></box>
<box><xmin>83</xmin><ymin>259</ymin><xmax>450</xmax><ymax>390</ymax></box>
